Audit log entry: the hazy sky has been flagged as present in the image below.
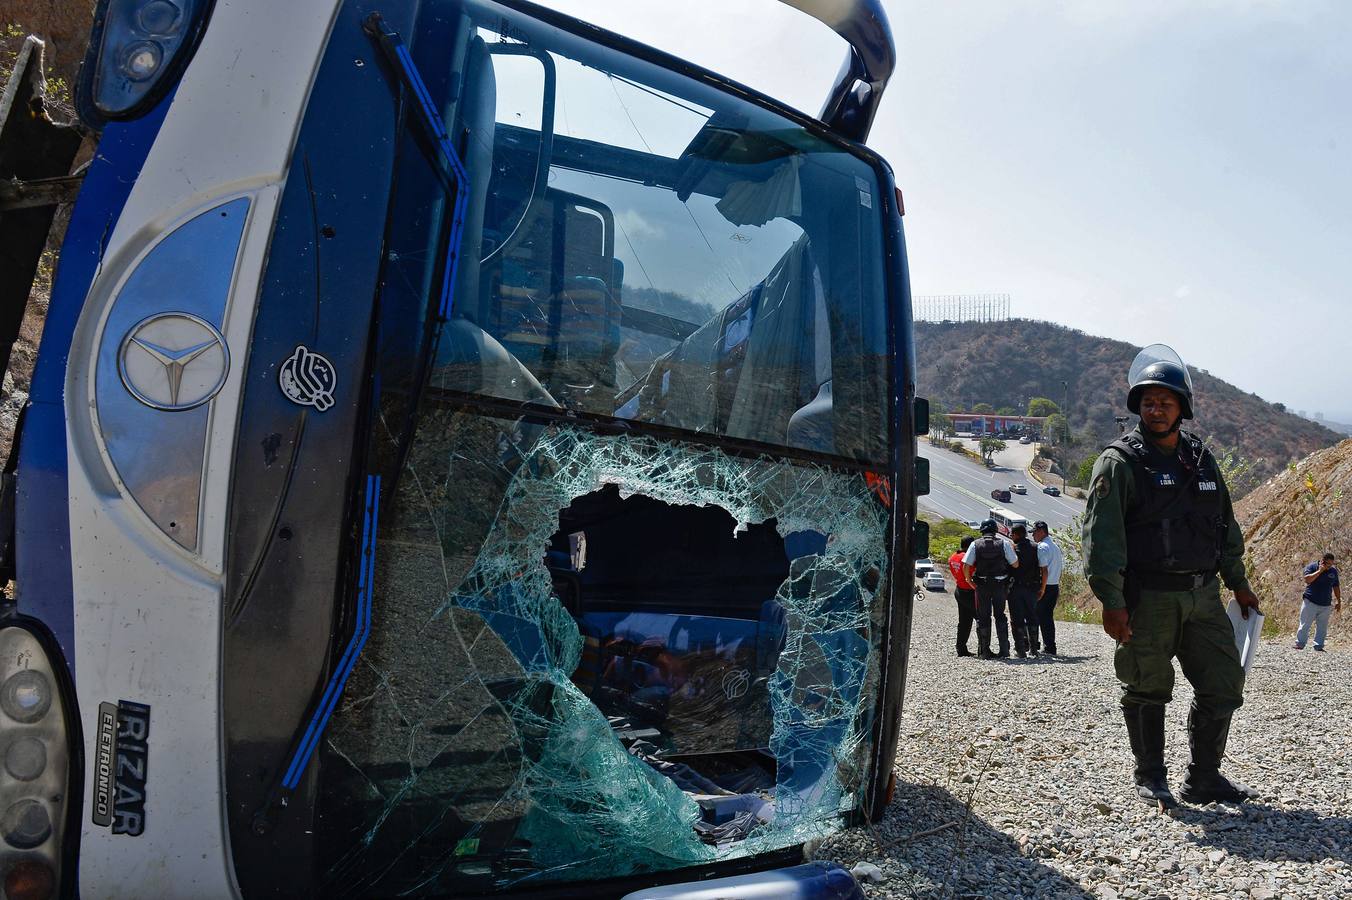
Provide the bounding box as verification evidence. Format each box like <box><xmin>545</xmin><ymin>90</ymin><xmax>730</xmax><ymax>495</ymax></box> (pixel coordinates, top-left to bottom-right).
<box><xmin>540</xmin><ymin>0</ymin><xmax>1351</xmax><ymax>421</ymax></box>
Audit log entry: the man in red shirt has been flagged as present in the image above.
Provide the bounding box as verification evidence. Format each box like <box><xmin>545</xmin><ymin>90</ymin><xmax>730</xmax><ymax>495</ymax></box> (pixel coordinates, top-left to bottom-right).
<box><xmin>950</xmin><ymin>535</ymin><xmax>978</xmax><ymax>657</ymax></box>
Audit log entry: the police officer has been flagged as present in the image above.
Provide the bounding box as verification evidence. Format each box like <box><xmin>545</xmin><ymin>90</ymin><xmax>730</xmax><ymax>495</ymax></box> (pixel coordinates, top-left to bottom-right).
<box><xmin>1083</xmin><ymin>345</ymin><xmax>1261</xmax><ymax>809</ymax></box>
<box><xmin>962</xmin><ymin>520</ymin><xmax>1019</xmax><ymax>659</ymax></box>
<box><xmin>1008</xmin><ymin>524</ymin><xmax>1043</xmax><ymax>658</ymax></box>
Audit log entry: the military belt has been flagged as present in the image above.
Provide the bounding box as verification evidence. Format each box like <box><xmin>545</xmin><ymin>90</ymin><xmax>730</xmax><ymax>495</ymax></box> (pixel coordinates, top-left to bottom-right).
<box><xmin>1133</xmin><ymin>571</ymin><xmax>1217</xmax><ymax>591</ymax></box>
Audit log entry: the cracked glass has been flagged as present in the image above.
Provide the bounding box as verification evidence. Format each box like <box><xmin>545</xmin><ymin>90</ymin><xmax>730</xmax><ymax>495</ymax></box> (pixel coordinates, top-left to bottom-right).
<box><xmin>319</xmin><ymin>421</ymin><xmax>889</xmax><ymax>894</ymax></box>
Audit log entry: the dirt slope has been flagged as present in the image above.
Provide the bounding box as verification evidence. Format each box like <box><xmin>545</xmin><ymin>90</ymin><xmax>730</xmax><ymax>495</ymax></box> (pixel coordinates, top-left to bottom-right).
<box><xmin>1236</xmin><ymin>438</ymin><xmax>1352</xmax><ymax>641</ymax></box>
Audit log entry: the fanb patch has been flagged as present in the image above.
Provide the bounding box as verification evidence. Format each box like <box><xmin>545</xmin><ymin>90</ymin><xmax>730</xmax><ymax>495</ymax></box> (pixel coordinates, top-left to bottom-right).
<box><xmin>1094</xmin><ymin>474</ymin><xmax>1111</xmax><ymax>498</ymax></box>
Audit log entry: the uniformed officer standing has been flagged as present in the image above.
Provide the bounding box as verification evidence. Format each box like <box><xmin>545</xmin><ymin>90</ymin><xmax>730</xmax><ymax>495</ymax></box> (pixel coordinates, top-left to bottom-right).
<box><xmin>1008</xmin><ymin>523</ymin><xmax>1044</xmax><ymax>658</ymax></box>
<box><xmin>963</xmin><ymin>520</ymin><xmax>1019</xmax><ymax>659</ymax></box>
<box><xmin>1083</xmin><ymin>345</ymin><xmax>1261</xmax><ymax>809</ymax></box>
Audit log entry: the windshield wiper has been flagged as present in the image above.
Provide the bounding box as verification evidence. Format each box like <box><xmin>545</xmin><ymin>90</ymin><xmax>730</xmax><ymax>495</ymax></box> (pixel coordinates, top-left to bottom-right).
<box><xmin>363</xmin><ymin>11</ymin><xmax>469</xmax><ymax>320</ymax></box>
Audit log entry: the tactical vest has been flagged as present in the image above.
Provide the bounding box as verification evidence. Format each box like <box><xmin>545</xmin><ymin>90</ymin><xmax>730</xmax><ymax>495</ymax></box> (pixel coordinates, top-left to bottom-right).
<box><xmin>973</xmin><ymin>536</ymin><xmax>1008</xmax><ymax>579</ymax></box>
<box><xmin>1108</xmin><ymin>430</ymin><xmax>1225</xmax><ymax>575</ymax></box>
<box><xmin>1013</xmin><ymin>538</ymin><xmax>1041</xmax><ymax>586</ymax></box>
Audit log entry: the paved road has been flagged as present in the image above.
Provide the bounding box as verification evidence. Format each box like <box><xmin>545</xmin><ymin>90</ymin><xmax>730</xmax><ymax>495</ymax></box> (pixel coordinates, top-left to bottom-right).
<box><xmin>918</xmin><ymin>439</ymin><xmax>1085</xmax><ymax>532</ymax></box>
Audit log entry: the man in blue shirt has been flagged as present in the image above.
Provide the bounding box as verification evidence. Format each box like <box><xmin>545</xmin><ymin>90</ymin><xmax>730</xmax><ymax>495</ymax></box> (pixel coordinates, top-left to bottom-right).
<box><xmin>1295</xmin><ymin>553</ymin><xmax>1341</xmax><ymax>651</ymax></box>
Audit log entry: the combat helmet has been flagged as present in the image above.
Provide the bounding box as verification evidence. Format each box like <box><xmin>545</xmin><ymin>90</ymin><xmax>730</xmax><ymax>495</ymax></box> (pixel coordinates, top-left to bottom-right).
<box><xmin>1126</xmin><ymin>343</ymin><xmax>1194</xmax><ymax>420</ymax></box>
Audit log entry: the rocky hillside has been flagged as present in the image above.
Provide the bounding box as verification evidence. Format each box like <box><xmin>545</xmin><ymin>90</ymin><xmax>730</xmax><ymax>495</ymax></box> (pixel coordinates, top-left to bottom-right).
<box><xmin>1</xmin><ymin>4</ymin><xmax>94</xmax><ymax>466</ymax></box>
<box><xmin>2</xmin><ymin>2</ymin><xmax>93</xmax><ymax>91</ymax></box>
<box><xmin>1237</xmin><ymin>438</ymin><xmax>1351</xmax><ymax>640</ymax></box>
<box><xmin>916</xmin><ymin>319</ymin><xmax>1341</xmax><ymax>489</ymax></box>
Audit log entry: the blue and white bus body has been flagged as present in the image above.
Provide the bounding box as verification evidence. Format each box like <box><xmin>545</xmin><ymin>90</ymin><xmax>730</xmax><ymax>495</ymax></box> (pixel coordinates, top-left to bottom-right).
<box><xmin>8</xmin><ymin>0</ymin><xmax>925</xmax><ymax>896</ymax></box>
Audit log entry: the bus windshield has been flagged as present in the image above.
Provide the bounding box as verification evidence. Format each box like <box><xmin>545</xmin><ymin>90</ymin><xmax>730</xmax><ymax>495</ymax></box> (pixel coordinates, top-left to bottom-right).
<box><xmin>402</xmin><ymin>1</ymin><xmax>891</xmax><ymax>465</ymax></box>
<box><xmin>279</xmin><ymin>2</ymin><xmax>899</xmax><ymax>895</ymax></box>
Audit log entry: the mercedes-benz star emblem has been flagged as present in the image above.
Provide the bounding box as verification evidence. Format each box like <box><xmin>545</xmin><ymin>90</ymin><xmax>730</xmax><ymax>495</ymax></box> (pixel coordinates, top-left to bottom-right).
<box><xmin>118</xmin><ymin>313</ymin><xmax>230</xmax><ymax>411</ymax></box>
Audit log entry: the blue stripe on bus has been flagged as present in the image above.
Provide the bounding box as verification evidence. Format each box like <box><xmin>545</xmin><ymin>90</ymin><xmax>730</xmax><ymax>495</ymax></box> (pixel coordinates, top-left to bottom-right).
<box><xmin>281</xmin><ymin>473</ymin><xmax>381</xmax><ymax>789</ymax></box>
<box><xmin>278</xmin><ymin>19</ymin><xmax>466</xmax><ymax>790</ymax></box>
<box><xmin>15</xmin><ymin>95</ymin><xmax>174</xmax><ymax>667</ymax></box>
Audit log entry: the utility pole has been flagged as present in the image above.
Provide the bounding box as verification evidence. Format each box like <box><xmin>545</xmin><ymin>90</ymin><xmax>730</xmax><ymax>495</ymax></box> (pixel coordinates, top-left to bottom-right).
<box><xmin>1060</xmin><ymin>380</ymin><xmax>1070</xmax><ymax>444</ymax></box>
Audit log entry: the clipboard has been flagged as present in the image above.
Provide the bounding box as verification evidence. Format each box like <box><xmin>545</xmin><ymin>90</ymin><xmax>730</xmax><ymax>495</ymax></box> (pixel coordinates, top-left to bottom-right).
<box><xmin>1225</xmin><ymin>599</ymin><xmax>1264</xmax><ymax>674</ymax></box>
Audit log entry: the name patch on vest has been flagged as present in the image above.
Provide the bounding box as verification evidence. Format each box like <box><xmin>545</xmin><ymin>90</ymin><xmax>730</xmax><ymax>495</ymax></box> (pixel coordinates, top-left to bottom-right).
<box><xmin>1154</xmin><ymin>472</ymin><xmax>1177</xmax><ymax>487</ymax></box>
<box><xmin>1198</xmin><ymin>480</ymin><xmax>1217</xmax><ymax>491</ymax></box>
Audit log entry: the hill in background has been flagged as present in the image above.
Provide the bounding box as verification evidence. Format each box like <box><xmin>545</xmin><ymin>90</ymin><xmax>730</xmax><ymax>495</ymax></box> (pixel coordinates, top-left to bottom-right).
<box><xmin>915</xmin><ymin>319</ymin><xmax>1341</xmax><ymax>491</ymax></box>
<box><xmin>1236</xmin><ymin>438</ymin><xmax>1351</xmax><ymax>640</ymax></box>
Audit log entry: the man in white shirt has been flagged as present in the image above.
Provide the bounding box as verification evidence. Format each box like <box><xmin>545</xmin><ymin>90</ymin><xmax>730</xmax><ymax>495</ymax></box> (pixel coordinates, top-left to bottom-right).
<box><xmin>962</xmin><ymin>520</ymin><xmax>1020</xmax><ymax>659</ymax></box>
<box><xmin>1033</xmin><ymin>521</ymin><xmax>1064</xmax><ymax>656</ymax></box>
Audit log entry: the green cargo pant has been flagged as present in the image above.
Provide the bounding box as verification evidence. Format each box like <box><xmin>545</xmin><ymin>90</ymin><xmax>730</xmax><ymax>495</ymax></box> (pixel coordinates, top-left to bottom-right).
<box><xmin>1114</xmin><ymin>582</ymin><xmax>1245</xmax><ymax>719</ymax></box>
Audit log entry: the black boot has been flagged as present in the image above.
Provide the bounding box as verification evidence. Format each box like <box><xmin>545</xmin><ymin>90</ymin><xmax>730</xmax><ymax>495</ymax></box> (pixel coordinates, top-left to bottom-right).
<box><xmin>1179</xmin><ymin>706</ymin><xmax>1259</xmax><ymax>804</ymax></box>
<box><xmin>1122</xmin><ymin>704</ymin><xmax>1177</xmax><ymax>810</ymax></box>
<box><xmin>995</xmin><ymin>617</ymin><xmax>1010</xmax><ymax>657</ymax></box>
<box><xmin>976</xmin><ymin>625</ymin><xmax>995</xmax><ymax>659</ymax></box>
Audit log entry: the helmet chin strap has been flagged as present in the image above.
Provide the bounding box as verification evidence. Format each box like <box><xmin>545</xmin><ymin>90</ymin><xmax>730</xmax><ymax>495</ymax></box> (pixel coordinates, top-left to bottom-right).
<box><xmin>1140</xmin><ymin>415</ymin><xmax>1182</xmax><ymax>439</ymax></box>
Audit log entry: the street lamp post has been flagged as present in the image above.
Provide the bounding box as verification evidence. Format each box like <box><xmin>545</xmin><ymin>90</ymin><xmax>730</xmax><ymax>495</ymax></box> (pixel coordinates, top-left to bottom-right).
<box><xmin>1060</xmin><ymin>380</ymin><xmax>1070</xmax><ymax>444</ymax></box>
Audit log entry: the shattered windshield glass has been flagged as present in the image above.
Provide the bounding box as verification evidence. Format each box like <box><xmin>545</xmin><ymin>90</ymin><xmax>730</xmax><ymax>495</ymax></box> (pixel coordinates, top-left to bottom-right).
<box><xmin>306</xmin><ymin>0</ymin><xmax>898</xmax><ymax>894</ymax></box>
<box><xmin>319</xmin><ymin>419</ymin><xmax>889</xmax><ymax>894</ymax></box>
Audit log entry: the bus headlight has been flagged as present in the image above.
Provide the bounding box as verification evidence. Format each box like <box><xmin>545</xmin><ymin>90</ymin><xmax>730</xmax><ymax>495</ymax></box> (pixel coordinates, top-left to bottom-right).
<box><xmin>4</xmin><ymin>740</ymin><xmax>46</xmax><ymax>783</ymax></box>
<box><xmin>3</xmin><ymin>860</ymin><xmax>56</xmax><ymax>900</ymax></box>
<box><xmin>0</xmin><ymin>623</ymin><xmax>72</xmax><ymax>897</ymax></box>
<box><xmin>1</xmin><ymin>802</ymin><xmax>51</xmax><ymax>850</ymax></box>
<box><xmin>0</xmin><ymin>672</ymin><xmax>52</xmax><ymax>724</ymax></box>
<box><xmin>81</xmin><ymin>0</ymin><xmax>212</xmax><ymax>122</ymax></box>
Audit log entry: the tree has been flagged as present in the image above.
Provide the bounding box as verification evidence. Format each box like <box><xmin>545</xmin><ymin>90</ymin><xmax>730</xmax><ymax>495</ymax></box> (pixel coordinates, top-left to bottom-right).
<box><xmin>996</xmin><ymin>406</ymin><xmax>1017</xmax><ymax>416</ymax></box>
<box><xmin>1072</xmin><ymin>455</ymin><xmax>1097</xmax><ymax>487</ymax></box>
<box><xmin>1027</xmin><ymin>397</ymin><xmax>1061</xmax><ymax>417</ymax></box>
<box><xmin>979</xmin><ymin>437</ymin><xmax>1007</xmax><ymax>464</ymax></box>
<box><xmin>972</xmin><ymin>402</ymin><xmax>995</xmax><ymax>414</ymax></box>
<box><xmin>1045</xmin><ymin>413</ymin><xmax>1068</xmax><ymax>445</ymax></box>
<box><xmin>1208</xmin><ymin>440</ymin><xmax>1264</xmax><ymax>498</ymax></box>
<box><xmin>929</xmin><ymin>412</ymin><xmax>953</xmax><ymax>440</ymax></box>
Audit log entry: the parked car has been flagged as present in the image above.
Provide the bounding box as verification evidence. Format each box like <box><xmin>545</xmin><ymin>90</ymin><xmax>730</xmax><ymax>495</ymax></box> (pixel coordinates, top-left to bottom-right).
<box><xmin>990</xmin><ymin>488</ymin><xmax>1012</xmax><ymax>502</ymax></box>
<box><xmin>923</xmin><ymin>571</ymin><xmax>947</xmax><ymax>591</ymax></box>
<box><xmin>963</xmin><ymin>520</ymin><xmax>983</xmax><ymax>530</ymax></box>
<box><xmin>1019</xmin><ymin>435</ymin><xmax>1032</xmax><ymax>444</ymax></box>
<box><xmin>1043</xmin><ymin>485</ymin><xmax>1062</xmax><ymax>496</ymax></box>
<box><xmin>914</xmin><ymin>559</ymin><xmax>936</xmax><ymax>578</ymax></box>
<box><xmin>1009</xmin><ymin>483</ymin><xmax>1027</xmax><ymax>494</ymax></box>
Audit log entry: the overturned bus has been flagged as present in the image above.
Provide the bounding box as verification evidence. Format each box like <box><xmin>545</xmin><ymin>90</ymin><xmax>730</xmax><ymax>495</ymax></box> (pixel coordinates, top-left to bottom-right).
<box><xmin>0</xmin><ymin>0</ymin><xmax>930</xmax><ymax>895</ymax></box>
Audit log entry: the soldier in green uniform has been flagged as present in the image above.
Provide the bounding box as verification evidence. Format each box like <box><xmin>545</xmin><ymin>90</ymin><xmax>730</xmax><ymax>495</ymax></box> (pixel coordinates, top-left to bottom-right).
<box><xmin>1082</xmin><ymin>345</ymin><xmax>1262</xmax><ymax>810</ymax></box>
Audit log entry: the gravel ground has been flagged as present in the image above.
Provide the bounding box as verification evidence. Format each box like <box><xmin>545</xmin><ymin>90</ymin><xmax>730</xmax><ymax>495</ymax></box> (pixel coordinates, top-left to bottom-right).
<box><xmin>817</xmin><ymin>588</ymin><xmax>1352</xmax><ymax>899</ymax></box>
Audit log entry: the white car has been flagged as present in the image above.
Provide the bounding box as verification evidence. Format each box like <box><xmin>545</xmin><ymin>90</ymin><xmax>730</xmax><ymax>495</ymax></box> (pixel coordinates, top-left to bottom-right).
<box><xmin>1009</xmin><ymin>483</ymin><xmax>1027</xmax><ymax>494</ymax></box>
<box><xmin>923</xmin><ymin>571</ymin><xmax>947</xmax><ymax>591</ymax></box>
